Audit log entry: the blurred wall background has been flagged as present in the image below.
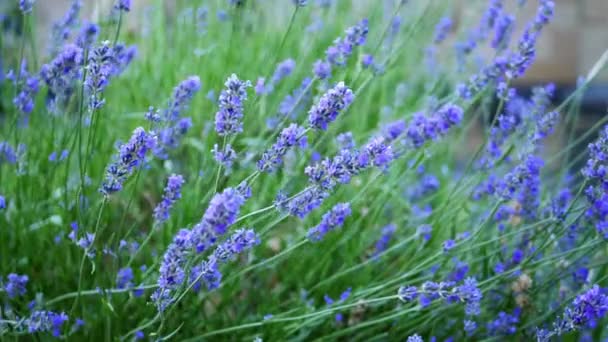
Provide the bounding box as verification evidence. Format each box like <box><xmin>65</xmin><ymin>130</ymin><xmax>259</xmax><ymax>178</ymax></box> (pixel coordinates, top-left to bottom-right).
<box><xmin>15</xmin><ymin>0</ymin><xmax>608</xmax><ymax>85</ymax></box>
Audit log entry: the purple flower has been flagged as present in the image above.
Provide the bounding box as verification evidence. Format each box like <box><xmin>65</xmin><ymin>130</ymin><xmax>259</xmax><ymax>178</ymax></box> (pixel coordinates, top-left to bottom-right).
<box><xmin>100</xmin><ymin>127</ymin><xmax>156</xmax><ymax>195</ymax></box>
<box><xmin>304</xmin><ymin>135</ymin><xmax>392</xmax><ymax>194</ymax></box>
<box><xmin>0</xmin><ymin>195</ymin><xmax>5</xmax><ymax>210</ymax></box>
<box><xmin>464</xmin><ymin>319</ymin><xmax>477</xmax><ymax>336</ymax></box>
<box><xmin>275</xmin><ymin>187</ymin><xmax>328</xmax><ymax>219</ymax></box>
<box><xmin>398</xmin><ymin>285</ymin><xmax>419</xmax><ymax>302</ymax></box>
<box><xmin>116</xmin><ymin>267</ymin><xmax>134</xmax><ymax>289</ymax></box>
<box><xmin>150</xmin><ymin>76</ymin><xmax>201</xmax><ymax>157</ymax></box>
<box><xmin>191</xmin><ymin>188</ymin><xmax>246</xmax><ymax>253</ymax></box>
<box><xmin>406</xmin><ymin>335</ymin><xmax>423</xmax><ymax>342</ymax></box>
<box><xmin>336</xmin><ymin>132</ymin><xmax>356</xmax><ymax>150</ymax></box>
<box><xmin>111</xmin><ymin>43</ymin><xmax>138</xmax><ymax>74</ymax></box>
<box><xmin>0</xmin><ymin>142</ymin><xmax>17</xmax><ymax>165</ymax></box>
<box><xmin>313</xmin><ymin>60</ymin><xmax>332</xmax><ymax>79</ymax></box>
<box><xmin>215</xmin><ymin>74</ymin><xmax>251</xmax><ymax>136</ymax></box>
<box><xmin>40</xmin><ymin>44</ymin><xmax>84</xmax><ymax>109</ymax></box>
<box><xmin>271</xmin><ymin>58</ymin><xmax>296</xmax><ymax>85</ymax></box>
<box><xmin>24</xmin><ymin>311</ymin><xmax>69</xmax><ymax>337</ymax></box>
<box><xmin>152</xmin><ymin>229</ymin><xmax>192</xmax><ymax>311</ymax></box>
<box><xmin>307</xmin><ymin>203</ymin><xmax>352</xmax><ymax>241</ymax></box>
<box><xmin>538</xmin><ymin>285</ymin><xmax>608</xmax><ymax>341</ymax></box>
<box><xmin>360</xmin><ymin>137</ymin><xmax>393</xmax><ymax>169</ymax></box>
<box><xmin>258</xmin><ymin>124</ymin><xmax>308</xmax><ymax>173</ymax></box>
<box><xmin>19</xmin><ymin>0</ymin><xmax>35</xmax><ymax>13</ymax></box>
<box><xmin>165</xmin><ymin>76</ymin><xmax>201</xmax><ymax>122</ymax></box>
<box><xmin>398</xmin><ymin>278</ymin><xmax>481</xmax><ymax>316</ymax></box>
<box><xmin>279</xmin><ymin>77</ymin><xmax>313</xmax><ymax>118</ymax></box>
<box><xmin>405</xmin><ymin>105</ymin><xmax>463</xmax><ymax>147</ymax></box>
<box><xmin>192</xmin><ymin>228</ymin><xmax>259</xmax><ymax>291</ymax></box>
<box><xmin>84</xmin><ymin>42</ymin><xmax>117</xmax><ymax>110</ymax></box>
<box><xmin>487</xmin><ymin>309</ymin><xmax>520</xmax><ymax>336</ymax></box>
<box><xmin>115</xmin><ymin>0</ymin><xmax>131</xmax><ymax>12</ymax></box>
<box><xmin>362</xmin><ymin>54</ymin><xmax>374</xmax><ymax>68</ymax></box>
<box><xmin>76</xmin><ymin>22</ymin><xmax>100</xmax><ymax>49</ymax></box>
<box><xmin>434</xmin><ymin>16</ymin><xmax>452</xmax><ymax>44</ymax></box>
<box><xmin>565</xmin><ymin>285</ymin><xmax>608</xmax><ymax>328</ymax></box>
<box><xmin>443</xmin><ymin>239</ymin><xmax>456</xmax><ymax>252</ymax></box>
<box><xmin>213</xmin><ymin>144</ymin><xmax>237</xmax><ymax>172</ymax></box>
<box><xmin>417</xmin><ymin>224</ymin><xmax>432</xmax><ymax>241</ymax></box>
<box><xmin>153</xmin><ymin>174</ymin><xmax>185</xmax><ymax>224</ymax></box>
<box><xmin>313</xmin><ymin>18</ymin><xmax>368</xmax><ymax>76</ymax></box>
<box><xmin>7</xmin><ymin>59</ymin><xmax>40</xmax><ymax>115</ymax></box>
<box><xmin>3</xmin><ymin>273</ymin><xmax>29</xmax><ymax>298</ymax></box>
<box><xmin>491</xmin><ymin>13</ymin><xmax>514</xmax><ymax>49</ymax></box>
<box><xmin>308</xmin><ymin>82</ymin><xmax>354</xmax><ymax>130</ymax></box>
<box><xmin>48</xmin><ymin>0</ymin><xmax>82</xmax><ymax>55</ymax></box>
<box><xmin>373</xmin><ymin>224</ymin><xmax>396</xmax><ymax>257</ymax></box>
<box><xmin>506</xmin><ymin>1</ymin><xmax>554</xmax><ymax>79</ymax></box>
<box><xmin>76</xmin><ymin>233</ymin><xmax>96</xmax><ymax>258</ymax></box>
<box><xmin>211</xmin><ymin>228</ymin><xmax>259</xmax><ymax>263</ymax></box>
<box><xmin>382</xmin><ymin>119</ymin><xmax>406</xmax><ymax>142</ymax></box>
<box><xmin>254</xmin><ymin>77</ymin><xmax>266</xmax><ymax>95</ymax></box>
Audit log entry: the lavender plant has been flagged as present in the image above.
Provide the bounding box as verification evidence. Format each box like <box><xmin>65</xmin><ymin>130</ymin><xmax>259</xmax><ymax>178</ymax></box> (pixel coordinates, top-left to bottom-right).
<box><xmin>1</xmin><ymin>0</ymin><xmax>608</xmax><ymax>340</ymax></box>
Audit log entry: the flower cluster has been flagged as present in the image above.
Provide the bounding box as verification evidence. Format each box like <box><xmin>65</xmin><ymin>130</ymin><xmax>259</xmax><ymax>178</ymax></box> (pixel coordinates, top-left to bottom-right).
<box><xmin>212</xmin><ymin>144</ymin><xmax>237</xmax><ymax>172</ymax></box>
<box><xmin>21</xmin><ymin>311</ymin><xmax>69</xmax><ymax>337</ymax></box>
<box><xmin>308</xmin><ymin>82</ymin><xmax>354</xmax><ymax>130</ymax></box>
<box><xmin>19</xmin><ymin>0</ymin><xmax>36</xmax><ymax>14</ymax></box>
<box><xmin>433</xmin><ymin>17</ymin><xmax>452</xmax><ymax>44</ymax></box>
<box><xmin>313</xmin><ymin>18</ymin><xmax>369</xmax><ymax>79</ymax></box>
<box><xmin>191</xmin><ymin>228</ymin><xmax>259</xmax><ymax>291</ymax></box>
<box><xmin>39</xmin><ymin>44</ymin><xmax>84</xmax><ymax>109</ymax></box>
<box><xmin>372</xmin><ymin>224</ymin><xmax>396</xmax><ymax>257</ymax></box>
<box><xmin>404</xmin><ymin>104</ymin><xmax>464</xmax><ymax>148</ymax></box>
<box><xmin>256</xmin><ymin>58</ymin><xmax>296</xmax><ymax>95</ymax></box>
<box><xmin>398</xmin><ymin>278</ymin><xmax>482</xmax><ymax>316</ymax></box>
<box><xmin>536</xmin><ymin>285</ymin><xmax>608</xmax><ymax>341</ymax></box>
<box><xmin>84</xmin><ymin>41</ymin><xmax>118</xmax><ymax>110</ymax></box>
<box><xmin>258</xmin><ymin>124</ymin><xmax>308</xmax><ymax>173</ymax></box>
<box><xmin>7</xmin><ymin>59</ymin><xmax>40</xmax><ymax>114</ymax></box>
<box><xmin>152</xmin><ymin>229</ymin><xmax>192</xmax><ymax>311</ymax></box>
<box><xmin>115</xmin><ymin>0</ymin><xmax>131</xmax><ymax>12</ymax></box>
<box><xmin>215</xmin><ymin>74</ymin><xmax>251</xmax><ymax>136</ymax></box>
<box><xmin>191</xmin><ymin>187</ymin><xmax>247</xmax><ymax>252</ymax></box>
<box><xmin>48</xmin><ymin>0</ymin><xmax>82</xmax><ymax>55</ymax></box>
<box><xmin>153</xmin><ymin>174</ymin><xmax>185</xmax><ymax>225</ymax></box>
<box><xmin>151</xmin><ymin>76</ymin><xmax>201</xmax><ymax>158</ymax></box>
<box><xmin>100</xmin><ymin>127</ymin><xmax>156</xmax><ymax>195</ymax></box>
<box><xmin>3</xmin><ymin>273</ymin><xmax>29</xmax><ymax>299</ymax></box>
<box><xmin>116</xmin><ymin>267</ymin><xmax>134</xmax><ymax>289</ymax></box>
<box><xmin>307</xmin><ymin>203</ymin><xmax>352</xmax><ymax>241</ymax></box>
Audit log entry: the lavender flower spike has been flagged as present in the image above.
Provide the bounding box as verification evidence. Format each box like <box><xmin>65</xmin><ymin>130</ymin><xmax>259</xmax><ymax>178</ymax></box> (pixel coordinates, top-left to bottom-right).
<box><xmin>152</xmin><ymin>229</ymin><xmax>192</xmax><ymax>312</ymax></box>
<box><xmin>308</xmin><ymin>82</ymin><xmax>354</xmax><ymax>130</ymax></box>
<box><xmin>19</xmin><ymin>0</ymin><xmax>36</xmax><ymax>13</ymax></box>
<box><xmin>257</xmin><ymin>123</ymin><xmax>308</xmax><ymax>173</ymax></box>
<box><xmin>153</xmin><ymin>174</ymin><xmax>185</xmax><ymax>225</ymax></box>
<box><xmin>307</xmin><ymin>203</ymin><xmax>352</xmax><ymax>241</ymax></box>
<box><xmin>3</xmin><ymin>273</ymin><xmax>29</xmax><ymax>299</ymax></box>
<box><xmin>192</xmin><ymin>228</ymin><xmax>260</xmax><ymax>291</ymax></box>
<box><xmin>100</xmin><ymin>127</ymin><xmax>156</xmax><ymax>195</ymax></box>
<box><xmin>536</xmin><ymin>285</ymin><xmax>608</xmax><ymax>341</ymax></box>
<box><xmin>23</xmin><ymin>311</ymin><xmax>69</xmax><ymax>337</ymax></box>
<box><xmin>215</xmin><ymin>74</ymin><xmax>251</xmax><ymax>136</ymax></box>
<box><xmin>191</xmin><ymin>187</ymin><xmax>247</xmax><ymax>253</ymax></box>
<box><xmin>115</xmin><ymin>0</ymin><xmax>131</xmax><ymax>12</ymax></box>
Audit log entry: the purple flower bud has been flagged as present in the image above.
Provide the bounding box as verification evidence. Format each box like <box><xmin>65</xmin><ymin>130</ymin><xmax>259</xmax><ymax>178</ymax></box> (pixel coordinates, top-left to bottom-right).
<box><xmin>308</xmin><ymin>82</ymin><xmax>354</xmax><ymax>130</ymax></box>
<box><xmin>153</xmin><ymin>174</ymin><xmax>185</xmax><ymax>224</ymax></box>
